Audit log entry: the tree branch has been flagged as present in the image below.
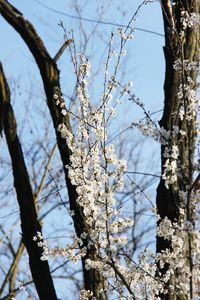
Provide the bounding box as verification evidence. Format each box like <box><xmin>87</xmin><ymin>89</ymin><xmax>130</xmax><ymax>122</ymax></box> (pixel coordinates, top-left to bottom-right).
<box><xmin>53</xmin><ymin>39</ymin><xmax>73</xmax><ymax>62</ymax></box>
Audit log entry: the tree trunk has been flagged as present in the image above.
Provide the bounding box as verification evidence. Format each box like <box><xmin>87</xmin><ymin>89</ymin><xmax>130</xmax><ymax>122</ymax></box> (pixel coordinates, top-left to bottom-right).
<box><xmin>156</xmin><ymin>0</ymin><xmax>200</xmax><ymax>299</ymax></box>
<box><xmin>0</xmin><ymin>63</ymin><xmax>58</xmax><ymax>300</ymax></box>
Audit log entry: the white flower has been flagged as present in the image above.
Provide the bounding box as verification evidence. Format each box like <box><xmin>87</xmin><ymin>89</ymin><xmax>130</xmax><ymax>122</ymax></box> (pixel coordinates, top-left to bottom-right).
<box><xmin>61</xmin><ymin>109</ymin><xmax>67</xmax><ymax>116</ymax></box>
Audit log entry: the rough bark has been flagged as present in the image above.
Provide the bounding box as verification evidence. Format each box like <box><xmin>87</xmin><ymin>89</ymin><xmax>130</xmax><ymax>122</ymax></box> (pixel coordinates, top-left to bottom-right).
<box><xmin>0</xmin><ymin>63</ymin><xmax>57</xmax><ymax>300</ymax></box>
<box><xmin>156</xmin><ymin>0</ymin><xmax>200</xmax><ymax>299</ymax></box>
<box><xmin>0</xmin><ymin>1</ymin><xmax>107</xmax><ymax>298</ymax></box>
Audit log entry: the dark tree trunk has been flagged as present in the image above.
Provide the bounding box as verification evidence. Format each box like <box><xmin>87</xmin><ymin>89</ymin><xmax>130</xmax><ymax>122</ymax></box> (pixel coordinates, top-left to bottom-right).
<box><xmin>0</xmin><ymin>63</ymin><xmax>58</xmax><ymax>300</ymax></box>
<box><xmin>156</xmin><ymin>0</ymin><xmax>200</xmax><ymax>299</ymax></box>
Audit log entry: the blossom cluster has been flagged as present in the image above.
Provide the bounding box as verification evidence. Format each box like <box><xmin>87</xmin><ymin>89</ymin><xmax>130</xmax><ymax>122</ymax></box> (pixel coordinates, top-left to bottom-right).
<box><xmin>173</xmin><ymin>59</ymin><xmax>198</xmax><ymax>72</ymax></box>
<box><xmin>162</xmin><ymin>144</ymin><xmax>179</xmax><ymax>188</ymax></box>
<box><xmin>80</xmin><ymin>290</ymin><xmax>93</xmax><ymax>300</ymax></box>
<box><xmin>61</xmin><ymin>55</ymin><xmax>134</xmax><ymax>259</ymax></box>
<box><xmin>33</xmin><ymin>231</ymin><xmax>86</xmax><ymax>263</ymax></box>
<box><xmin>45</xmin><ymin>54</ymin><xmax>176</xmax><ymax>298</ymax></box>
<box><xmin>177</xmin><ymin>83</ymin><xmax>198</xmax><ymax>122</ymax></box>
<box><xmin>180</xmin><ymin>11</ymin><xmax>199</xmax><ymax>30</ymax></box>
<box><xmin>32</xmin><ymin>10</ymin><xmax>200</xmax><ymax>297</ymax></box>
<box><xmin>157</xmin><ymin>217</ymin><xmax>200</xmax><ymax>298</ymax></box>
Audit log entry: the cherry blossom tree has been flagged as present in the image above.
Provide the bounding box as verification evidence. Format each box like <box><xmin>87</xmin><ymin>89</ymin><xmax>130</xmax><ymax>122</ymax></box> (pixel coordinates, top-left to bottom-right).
<box><xmin>0</xmin><ymin>0</ymin><xmax>199</xmax><ymax>300</ymax></box>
